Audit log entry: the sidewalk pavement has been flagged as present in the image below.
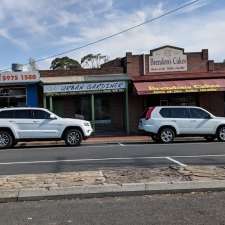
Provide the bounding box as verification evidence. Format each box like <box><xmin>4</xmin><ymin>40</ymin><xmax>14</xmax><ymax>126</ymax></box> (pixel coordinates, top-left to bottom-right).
<box><xmin>1</xmin><ymin>166</ymin><xmax>225</xmax><ymax>202</ymax></box>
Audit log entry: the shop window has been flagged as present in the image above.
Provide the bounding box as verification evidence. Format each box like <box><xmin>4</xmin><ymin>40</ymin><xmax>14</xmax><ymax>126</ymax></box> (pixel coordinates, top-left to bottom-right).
<box><xmin>0</xmin><ymin>87</ymin><xmax>26</xmax><ymax>108</ymax></box>
<box><xmin>95</xmin><ymin>95</ymin><xmax>111</xmax><ymax>125</ymax></box>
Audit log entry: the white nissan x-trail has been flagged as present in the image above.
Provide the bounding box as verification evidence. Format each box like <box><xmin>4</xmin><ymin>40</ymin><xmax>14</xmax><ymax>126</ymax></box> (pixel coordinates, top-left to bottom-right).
<box><xmin>0</xmin><ymin>107</ymin><xmax>93</xmax><ymax>149</ymax></box>
<box><xmin>139</xmin><ymin>106</ymin><xmax>225</xmax><ymax>143</ymax></box>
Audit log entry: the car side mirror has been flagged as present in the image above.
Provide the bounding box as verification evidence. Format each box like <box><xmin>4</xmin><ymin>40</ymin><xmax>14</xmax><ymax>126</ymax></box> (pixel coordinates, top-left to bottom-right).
<box><xmin>50</xmin><ymin>114</ymin><xmax>57</xmax><ymax>120</ymax></box>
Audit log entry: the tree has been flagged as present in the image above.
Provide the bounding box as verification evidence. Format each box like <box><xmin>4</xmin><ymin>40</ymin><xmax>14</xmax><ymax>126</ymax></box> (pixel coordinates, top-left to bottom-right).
<box><xmin>81</xmin><ymin>53</ymin><xmax>109</xmax><ymax>68</ymax></box>
<box><xmin>50</xmin><ymin>56</ymin><xmax>81</xmax><ymax>70</ymax></box>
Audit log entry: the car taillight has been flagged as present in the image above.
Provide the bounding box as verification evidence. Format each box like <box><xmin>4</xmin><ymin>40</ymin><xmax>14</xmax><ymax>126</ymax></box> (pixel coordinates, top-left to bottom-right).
<box><xmin>145</xmin><ymin>107</ymin><xmax>155</xmax><ymax>120</ymax></box>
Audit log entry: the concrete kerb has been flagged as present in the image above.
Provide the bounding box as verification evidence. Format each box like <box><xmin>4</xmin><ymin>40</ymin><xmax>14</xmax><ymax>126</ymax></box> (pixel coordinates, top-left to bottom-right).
<box><xmin>0</xmin><ymin>180</ymin><xmax>223</xmax><ymax>202</ymax></box>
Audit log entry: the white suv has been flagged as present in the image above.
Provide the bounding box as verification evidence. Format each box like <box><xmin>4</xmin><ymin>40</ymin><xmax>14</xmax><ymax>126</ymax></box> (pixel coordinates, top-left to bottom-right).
<box><xmin>0</xmin><ymin>107</ymin><xmax>93</xmax><ymax>149</ymax></box>
<box><xmin>139</xmin><ymin>106</ymin><xmax>225</xmax><ymax>143</ymax></box>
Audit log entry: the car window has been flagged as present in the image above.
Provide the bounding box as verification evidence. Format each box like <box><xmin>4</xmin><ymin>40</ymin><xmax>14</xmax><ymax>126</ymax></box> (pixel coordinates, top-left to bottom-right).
<box><xmin>160</xmin><ymin>108</ymin><xmax>189</xmax><ymax>118</ymax></box>
<box><xmin>14</xmin><ymin>110</ymin><xmax>32</xmax><ymax>119</ymax></box>
<box><xmin>189</xmin><ymin>108</ymin><xmax>211</xmax><ymax>119</ymax></box>
<box><xmin>160</xmin><ymin>108</ymin><xmax>171</xmax><ymax>118</ymax></box>
<box><xmin>32</xmin><ymin>110</ymin><xmax>51</xmax><ymax>119</ymax></box>
<box><xmin>0</xmin><ymin>110</ymin><xmax>14</xmax><ymax>118</ymax></box>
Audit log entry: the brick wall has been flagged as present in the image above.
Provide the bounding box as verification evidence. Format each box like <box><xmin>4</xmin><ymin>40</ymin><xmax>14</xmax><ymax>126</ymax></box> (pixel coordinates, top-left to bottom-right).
<box><xmin>126</xmin><ymin>48</ymin><xmax>211</xmax><ymax>78</ymax></box>
<box><xmin>40</xmin><ymin>67</ymin><xmax>124</xmax><ymax>77</ymax></box>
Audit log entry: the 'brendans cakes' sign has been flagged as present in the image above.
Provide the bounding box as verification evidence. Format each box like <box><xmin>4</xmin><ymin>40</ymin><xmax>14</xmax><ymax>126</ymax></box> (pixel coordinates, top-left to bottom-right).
<box><xmin>149</xmin><ymin>46</ymin><xmax>187</xmax><ymax>72</ymax></box>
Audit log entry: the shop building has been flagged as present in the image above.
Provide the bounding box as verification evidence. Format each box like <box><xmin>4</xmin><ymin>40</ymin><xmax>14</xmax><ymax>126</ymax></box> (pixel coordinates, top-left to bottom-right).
<box><xmin>40</xmin><ymin>68</ymin><xmax>130</xmax><ymax>135</ymax></box>
<box><xmin>0</xmin><ymin>71</ymin><xmax>40</xmax><ymax>107</ymax></box>
<box><xmin>124</xmin><ymin>45</ymin><xmax>225</xmax><ymax>132</ymax></box>
<box><xmin>39</xmin><ymin>45</ymin><xmax>225</xmax><ymax>134</ymax></box>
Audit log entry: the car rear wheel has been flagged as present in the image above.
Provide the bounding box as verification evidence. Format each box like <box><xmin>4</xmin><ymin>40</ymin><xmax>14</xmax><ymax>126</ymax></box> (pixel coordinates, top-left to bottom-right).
<box><xmin>204</xmin><ymin>135</ymin><xmax>216</xmax><ymax>142</ymax></box>
<box><xmin>158</xmin><ymin>127</ymin><xmax>175</xmax><ymax>144</ymax></box>
<box><xmin>0</xmin><ymin>130</ymin><xmax>13</xmax><ymax>149</ymax></box>
<box><xmin>217</xmin><ymin>126</ymin><xmax>225</xmax><ymax>142</ymax></box>
<box><xmin>64</xmin><ymin>129</ymin><xmax>82</xmax><ymax>146</ymax></box>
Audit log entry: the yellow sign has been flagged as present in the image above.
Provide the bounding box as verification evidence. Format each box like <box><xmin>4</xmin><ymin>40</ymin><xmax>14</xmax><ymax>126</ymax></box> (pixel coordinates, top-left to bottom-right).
<box><xmin>148</xmin><ymin>84</ymin><xmax>220</xmax><ymax>94</ymax></box>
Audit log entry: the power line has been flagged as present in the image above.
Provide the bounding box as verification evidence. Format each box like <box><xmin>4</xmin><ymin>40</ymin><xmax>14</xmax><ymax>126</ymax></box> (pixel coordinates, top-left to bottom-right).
<box><xmin>0</xmin><ymin>0</ymin><xmax>202</xmax><ymax>71</ymax></box>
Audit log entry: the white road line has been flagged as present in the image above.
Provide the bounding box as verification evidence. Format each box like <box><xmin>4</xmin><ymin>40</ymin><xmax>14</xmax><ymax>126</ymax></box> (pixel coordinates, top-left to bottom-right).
<box><xmin>0</xmin><ymin>156</ymin><xmax>165</xmax><ymax>166</ymax></box>
<box><xmin>166</xmin><ymin>157</ymin><xmax>187</xmax><ymax>167</ymax></box>
<box><xmin>2</xmin><ymin>154</ymin><xmax>225</xmax><ymax>166</ymax></box>
<box><xmin>118</xmin><ymin>143</ymin><xmax>126</xmax><ymax>146</ymax></box>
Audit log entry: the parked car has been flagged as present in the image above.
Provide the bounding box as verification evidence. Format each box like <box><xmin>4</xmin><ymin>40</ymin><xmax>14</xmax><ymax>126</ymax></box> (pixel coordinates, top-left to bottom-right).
<box><xmin>0</xmin><ymin>107</ymin><xmax>93</xmax><ymax>149</ymax></box>
<box><xmin>138</xmin><ymin>106</ymin><xmax>225</xmax><ymax>143</ymax></box>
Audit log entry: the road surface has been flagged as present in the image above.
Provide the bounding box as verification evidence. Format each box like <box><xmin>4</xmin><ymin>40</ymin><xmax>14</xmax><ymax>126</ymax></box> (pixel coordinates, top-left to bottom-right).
<box><xmin>0</xmin><ymin>141</ymin><xmax>225</xmax><ymax>175</ymax></box>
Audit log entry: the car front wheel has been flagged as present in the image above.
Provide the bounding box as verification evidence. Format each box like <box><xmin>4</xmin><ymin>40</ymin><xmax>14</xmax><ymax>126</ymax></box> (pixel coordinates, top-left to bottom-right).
<box><xmin>65</xmin><ymin>129</ymin><xmax>82</xmax><ymax>146</ymax></box>
<box><xmin>0</xmin><ymin>130</ymin><xmax>13</xmax><ymax>149</ymax></box>
<box><xmin>217</xmin><ymin>126</ymin><xmax>225</xmax><ymax>142</ymax></box>
<box><xmin>158</xmin><ymin>127</ymin><xmax>175</xmax><ymax>143</ymax></box>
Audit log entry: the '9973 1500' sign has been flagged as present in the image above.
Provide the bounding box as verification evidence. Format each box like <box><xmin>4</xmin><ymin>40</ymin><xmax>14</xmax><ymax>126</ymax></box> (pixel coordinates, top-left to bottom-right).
<box><xmin>0</xmin><ymin>72</ymin><xmax>40</xmax><ymax>83</ymax></box>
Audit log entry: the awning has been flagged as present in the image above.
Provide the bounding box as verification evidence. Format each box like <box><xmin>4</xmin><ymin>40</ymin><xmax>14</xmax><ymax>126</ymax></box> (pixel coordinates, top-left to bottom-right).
<box><xmin>134</xmin><ymin>79</ymin><xmax>225</xmax><ymax>95</ymax></box>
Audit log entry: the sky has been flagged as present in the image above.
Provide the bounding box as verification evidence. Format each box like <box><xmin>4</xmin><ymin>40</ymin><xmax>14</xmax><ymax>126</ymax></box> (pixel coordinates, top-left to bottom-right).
<box><xmin>0</xmin><ymin>0</ymin><xmax>225</xmax><ymax>70</ymax></box>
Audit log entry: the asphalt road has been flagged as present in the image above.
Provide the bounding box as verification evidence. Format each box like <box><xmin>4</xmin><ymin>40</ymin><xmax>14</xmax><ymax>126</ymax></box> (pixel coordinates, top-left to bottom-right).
<box><xmin>0</xmin><ymin>141</ymin><xmax>225</xmax><ymax>175</ymax></box>
<box><xmin>1</xmin><ymin>192</ymin><xmax>225</xmax><ymax>225</ymax></box>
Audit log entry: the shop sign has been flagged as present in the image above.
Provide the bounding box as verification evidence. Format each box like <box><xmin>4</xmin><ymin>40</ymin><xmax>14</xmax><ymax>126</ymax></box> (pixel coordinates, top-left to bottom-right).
<box><xmin>0</xmin><ymin>71</ymin><xmax>40</xmax><ymax>84</ymax></box>
<box><xmin>44</xmin><ymin>81</ymin><xmax>126</xmax><ymax>94</ymax></box>
<box><xmin>148</xmin><ymin>84</ymin><xmax>220</xmax><ymax>94</ymax></box>
<box><xmin>149</xmin><ymin>47</ymin><xmax>187</xmax><ymax>72</ymax></box>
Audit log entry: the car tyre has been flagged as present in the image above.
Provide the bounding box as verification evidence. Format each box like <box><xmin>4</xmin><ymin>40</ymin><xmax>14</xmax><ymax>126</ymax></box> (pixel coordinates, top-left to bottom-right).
<box><xmin>204</xmin><ymin>135</ymin><xmax>216</xmax><ymax>142</ymax></box>
<box><xmin>0</xmin><ymin>130</ymin><xmax>13</xmax><ymax>149</ymax></box>
<box><xmin>217</xmin><ymin>126</ymin><xmax>225</xmax><ymax>142</ymax></box>
<box><xmin>158</xmin><ymin>127</ymin><xmax>175</xmax><ymax>144</ymax></box>
<box><xmin>64</xmin><ymin>129</ymin><xmax>82</xmax><ymax>146</ymax></box>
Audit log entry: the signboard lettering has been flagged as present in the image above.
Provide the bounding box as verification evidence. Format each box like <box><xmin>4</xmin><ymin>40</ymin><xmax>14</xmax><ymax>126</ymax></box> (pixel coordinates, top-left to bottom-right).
<box><xmin>149</xmin><ymin>47</ymin><xmax>187</xmax><ymax>72</ymax></box>
<box><xmin>148</xmin><ymin>84</ymin><xmax>220</xmax><ymax>94</ymax></box>
<box><xmin>0</xmin><ymin>72</ymin><xmax>40</xmax><ymax>83</ymax></box>
<box><xmin>44</xmin><ymin>81</ymin><xmax>127</xmax><ymax>94</ymax></box>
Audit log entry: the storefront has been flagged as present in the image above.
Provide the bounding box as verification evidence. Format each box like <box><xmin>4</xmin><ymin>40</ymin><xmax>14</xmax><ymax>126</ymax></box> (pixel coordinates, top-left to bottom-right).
<box><xmin>0</xmin><ymin>71</ymin><xmax>40</xmax><ymax>107</ymax></box>
<box><xmin>41</xmin><ymin>74</ymin><xmax>130</xmax><ymax>135</ymax></box>
<box><xmin>122</xmin><ymin>45</ymin><xmax>225</xmax><ymax>132</ymax></box>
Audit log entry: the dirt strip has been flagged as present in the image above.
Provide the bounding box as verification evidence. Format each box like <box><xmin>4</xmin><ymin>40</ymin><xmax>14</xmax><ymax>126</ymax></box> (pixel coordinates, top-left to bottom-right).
<box><xmin>1</xmin><ymin>166</ymin><xmax>225</xmax><ymax>191</ymax></box>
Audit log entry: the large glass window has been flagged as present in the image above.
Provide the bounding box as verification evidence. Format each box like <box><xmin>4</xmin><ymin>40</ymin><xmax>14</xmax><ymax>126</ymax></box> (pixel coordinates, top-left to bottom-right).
<box><xmin>0</xmin><ymin>87</ymin><xmax>26</xmax><ymax>107</ymax></box>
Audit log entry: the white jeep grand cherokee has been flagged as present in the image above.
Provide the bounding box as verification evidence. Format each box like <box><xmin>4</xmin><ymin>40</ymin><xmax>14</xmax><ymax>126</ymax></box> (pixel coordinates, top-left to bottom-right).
<box><xmin>139</xmin><ymin>106</ymin><xmax>225</xmax><ymax>143</ymax></box>
<box><xmin>0</xmin><ymin>107</ymin><xmax>93</xmax><ymax>149</ymax></box>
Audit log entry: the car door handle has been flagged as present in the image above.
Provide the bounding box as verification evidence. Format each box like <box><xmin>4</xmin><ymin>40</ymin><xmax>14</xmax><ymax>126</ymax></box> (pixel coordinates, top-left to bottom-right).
<box><xmin>171</xmin><ymin>120</ymin><xmax>177</xmax><ymax>122</ymax></box>
<box><xmin>9</xmin><ymin>120</ymin><xmax>16</xmax><ymax>123</ymax></box>
<box><xmin>33</xmin><ymin>121</ymin><xmax>40</xmax><ymax>124</ymax></box>
<box><xmin>190</xmin><ymin>120</ymin><xmax>197</xmax><ymax>122</ymax></box>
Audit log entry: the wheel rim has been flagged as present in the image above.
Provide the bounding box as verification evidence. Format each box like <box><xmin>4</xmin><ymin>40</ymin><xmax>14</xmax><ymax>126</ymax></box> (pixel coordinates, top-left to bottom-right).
<box><xmin>0</xmin><ymin>133</ymin><xmax>10</xmax><ymax>147</ymax></box>
<box><xmin>67</xmin><ymin>131</ymin><xmax>80</xmax><ymax>145</ymax></box>
<box><xmin>219</xmin><ymin>127</ymin><xmax>225</xmax><ymax>141</ymax></box>
<box><xmin>161</xmin><ymin>130</ymin><xmax>173</xmax><ymax>143</ymax></box>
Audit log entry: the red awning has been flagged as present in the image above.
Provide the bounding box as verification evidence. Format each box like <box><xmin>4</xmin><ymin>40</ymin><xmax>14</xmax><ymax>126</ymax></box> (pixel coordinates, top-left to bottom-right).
<box><xmin>134</xmin><ymin>79</ymin><xmax>225</xmax><ymax>95</ymax></box>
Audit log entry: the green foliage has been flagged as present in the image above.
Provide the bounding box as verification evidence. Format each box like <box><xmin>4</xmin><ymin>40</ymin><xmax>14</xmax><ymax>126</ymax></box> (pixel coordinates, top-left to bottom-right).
<box><xmin>81</xmin><ymin>53</ymin><xmax>109</xmax><ymax>68</ymax></box>
<box><xmin>50</xmin><ymin>56</ymin><xmax>81</xmax><ymax>70</ymax></box>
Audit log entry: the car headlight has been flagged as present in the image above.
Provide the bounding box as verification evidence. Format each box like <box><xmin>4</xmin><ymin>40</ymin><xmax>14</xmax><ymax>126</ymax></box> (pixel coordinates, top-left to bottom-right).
<box><xmin>84</xmin><ymin>122</ymin><xmax>90</xmax><ymax>127</ymax></box>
